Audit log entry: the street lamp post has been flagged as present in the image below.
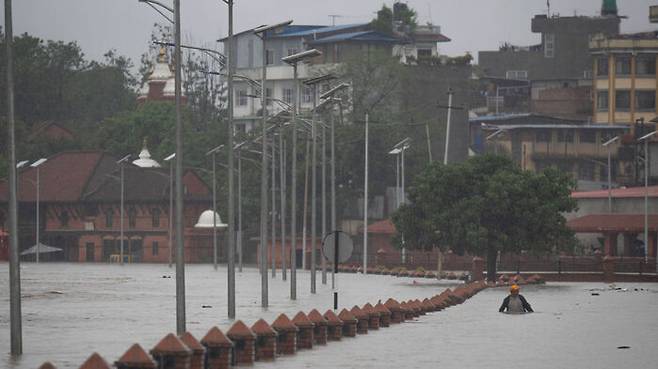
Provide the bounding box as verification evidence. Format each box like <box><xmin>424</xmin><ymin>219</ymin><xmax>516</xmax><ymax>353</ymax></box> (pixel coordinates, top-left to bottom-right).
<box><xmin>206</xmin><ymin>145</ymin><xmax>224</xmax><ymax>271</ymax></box>
<box><xmin>602</xmin><ymin>136</ymin><xmax>620</xmax><ymax>213</ymax></box>
<box><xmin>6</xmin><ymin>0</ymin><xmax>23</xmax><ymax>354</ymax></box>
<box><xmin>164</xmin><ymin>153</ymin><xmax>175</xmax><ymax>268</ymax></box>
<box><xmin>304</xmin><ymin>73</ymin><xmax>335</xmax><ymax>290</ymax></box>
<box><xmin>224</xmin><ymin>0</ymin><xmax>236</xmax><ymax>320</ymax></box>
<box><xmin>280</xmin><ymin>134</ymin><xmax>287</xmax><ymax>280</ymax></box>
<box><xmin>363</xmin><ymin>113</ymin><xmax>369</xmax><ymax>274</ymax></box>
<box><xmin>117</xmin><ymin>154</ymin><xmax>131</xmax><ymax>266</ymax></box>
<box><xmin>30</xmin><ymin>158</ymin><xmax>47</xmax><ymax>263</ymax></box>
<box><xmin>282</xmin><ymin>49</ymin><xmax>322</xmax><ymax>300</ymax></box>
<box><xmin>444</xmin><ymin>89</ymin><xmax>454</xmax><ymax>165</ymax></box>
<box><xmin>639</xmin><ymin>130</ymin><xmax>657</xmax><ymax>264</ymax></box>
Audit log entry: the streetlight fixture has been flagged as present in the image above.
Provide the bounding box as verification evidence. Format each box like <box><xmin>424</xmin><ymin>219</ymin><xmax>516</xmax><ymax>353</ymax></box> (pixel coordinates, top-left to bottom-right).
<box><xmin>638</xmin><ymin>129</ymin><xmax>656</xmax><ymax>263</ymax></box>
<box><xmin>116</xmin><ymin>154</ymin><xmax>132</xmax><ymax>265</ymax></box>
<box><xmin>389</xmin><ymin>138</ymin><xmax>410</xmax><ymax>264</ymax></box>
<box><xmin>30</xmin><ymin>158</ymin><xmax>47</xmax><ymax>263</ymax></box>
<box><xmin>282</xmin><ymin>48</ymin><xmax>322</xmax><ymax>300</ymax></box>
<box><xmin>206</xmin><ymin>145</ymin><xmax>224</xmax><ymax>271</ymax></box>
<box><xmin>602</xmin><ymin>136</ymin><xmax>620</xmax><ymax>213</ymax></box>
<box><xmin>164</xmin><ymin>153</ymin><xmax>175</xmax><ymax>268</ymax></box>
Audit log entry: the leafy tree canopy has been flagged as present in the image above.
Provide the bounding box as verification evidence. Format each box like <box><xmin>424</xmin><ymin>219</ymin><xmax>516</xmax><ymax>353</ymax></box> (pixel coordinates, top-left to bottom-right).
<box><xmin>370</xmin><ymin>2</ymin><xmax>418</xmax><ymax>35</ymax></box>
<box><xmin>393</xmin><ymin>155</ymin><xmax>577</xmax><ymax>279</ymax></box>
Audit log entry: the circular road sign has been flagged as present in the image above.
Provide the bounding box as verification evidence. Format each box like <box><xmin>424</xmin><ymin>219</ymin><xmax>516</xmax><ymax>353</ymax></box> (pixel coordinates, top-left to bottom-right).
<box><xmin>322</xmin><ymin>231</ymin><xmax>354</xmax><ymax>263</ymax></box>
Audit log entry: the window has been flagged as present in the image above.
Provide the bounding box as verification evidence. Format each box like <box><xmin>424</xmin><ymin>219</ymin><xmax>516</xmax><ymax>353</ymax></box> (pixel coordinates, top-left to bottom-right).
<box><xmin>128</xmin><ymin>208</ymin><xmax>137</xmax><ymax>229</ymax></box>
<box><xmin>151</xmin><ymin>208</ymin><xmax>161</xmax><ymax>228</ymax></box>
<box><xmin>60</xmin><ymin>211</ymin><xmax>69</xmax><ymax>228</ymax></box>
<box><xmin>536</xmin><ymin>131</ymin><xmax>551</xmax><ymax>143</ymax></box>
<box><xmin>105</xmin><ymin>209</ymin><xmax>113</xmax><ymax>228</ymax></box>
<box><xmin>265</xmin><ymin>49</ymin><xmax>274</xmax><ymax>65</ymax></box>
<box><xmin>265</xmin><ymin>88</ymin><xmax>273</xmax><ymax>106</ymax></box>
<box><xmin>287</xmin><ymin>48</ymin><xmax>298</xmax><ymax>57</ymax></box>
<box><xmin>417</xmin><ymin>48</ymin><xmax>432</xmax><ymax>60</ymax></box>
<box><xmin>597</xmin><ymin>57</ymin><xmax>609</xmax><ymax>77</ymax></box>
<box><xmin>597</xmin><ymin>91</ymin><xmax>609</xmax><ymax>111</ymax></box>
<box><xmin>615</xmin><ymin>56</ymin><xmax>631</xmax><ymax>75</ymax></box>
<box><xmin>615</xmin><ymin>90</ymin><xmax>631</xmax><ymax>110</ymax></box>
<box><xmin>580</xmin><ymin>130</ymin><xmax>596</xmax><ymax>143</ymax></box>
<box><xmin>302</xmin><ymin>86</ymin><xmax>313</xmax><ymax>104</ymax></box>
<box><xmin>236</xmin><ymin>90</ymin><xmax>248</xmax><ymax>106</ymax></box>
<box><xmin>636</xmin><ymin>56</ymin><xmax>656</xmax><ymax>76</ymax></box>
<box><xmin>635</xmin><ymin>90</ymin><xmax>656</xmax><ymax>111</ymax></box>
<box><xmin>282</xmin><ymin>88</ymin><xmax>293</xmax><ymax>104</ymax></box>
<box><xmin>544</xmin><ymin>33</ymin><xmax>555</xmax><ymax>58</ymax></box>
<box><xmin>557</xmin><ymin>130</ymin><xmax>574</xmax><ymax>143</ymax></box>
<box><xmin>505</xmin><ymin>70</ymin><xmax>528</xmax><ymax>80</ymax></box>
<box><xmin>152</xmin><ymin>241</ymin><xmax>159</xmax><ymax>256</ymax></box>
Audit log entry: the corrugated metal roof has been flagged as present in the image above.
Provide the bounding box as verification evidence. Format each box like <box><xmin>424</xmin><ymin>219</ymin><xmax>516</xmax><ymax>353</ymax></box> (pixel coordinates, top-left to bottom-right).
<box><xmin>272</xmin><ymin>23</ymin><xmax>367</xmax><ymax>38</ymax></box>
<box><xmin>309</xmin><ymin>31</ymin><xmax>397</xmax><ymax>44</ymax></box>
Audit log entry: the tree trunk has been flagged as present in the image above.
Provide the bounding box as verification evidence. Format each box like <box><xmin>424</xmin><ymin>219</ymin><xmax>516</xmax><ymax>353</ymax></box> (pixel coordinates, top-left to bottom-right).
<box><xmin>486</xmin><ymin>244</ymin><xmax>497</xmax><ymax>282</ymax></box>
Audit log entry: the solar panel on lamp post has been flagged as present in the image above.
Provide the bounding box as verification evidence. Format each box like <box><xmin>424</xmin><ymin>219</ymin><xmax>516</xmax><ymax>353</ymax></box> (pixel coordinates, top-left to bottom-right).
<box><xmin>282</xmin><ymin>48</ymin><xmax>322</xmax><ymax>300</ymax></box>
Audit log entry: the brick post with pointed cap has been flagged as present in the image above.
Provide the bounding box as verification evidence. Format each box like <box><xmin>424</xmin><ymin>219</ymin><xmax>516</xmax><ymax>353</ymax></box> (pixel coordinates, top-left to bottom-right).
<box><xmin>307</xmin><ymin>309</ymin><xmax>328</xmax><ymax>345</ymax></box>
<box><xmin>201</xmin><ymin>327</ymin><xmax>233</xmax><ymax>369</ymax></box>
<box><xmin>323</xmin><ymin>310</ymin><xmax>343</xmax><ymax>341</ymax></box>
<box><xmin>271</xmin><ymin>313</ymin><xmax>298</xmax><ymax>355</ymax></box>
<box><xmin>38</xmin><ymin>362</ymin><xmax>57</xmax><ymax>369</ymax></box>
<box><xmin>384</xmin><ymin>298</ymin><xmax>402</xmax><ymax>323</ymax></box>
<box><xmin>338</xmin><ymin>309</ymin><xmax>357</xmax><ymax>337</ymax></box>
<box><xmin>179</xmin><ymin>332</ymin><xmax>205</xmax><ymax>369</ymax></box>
<box><xmin>292</xmin><ymin>311</ymin><xmax>315</xmax><ymax>350</ymax></box>
<box><xmin>350</xmin><ymin>306</ymin><xmax>369</xmax><ymax>334</ymax></box>
<box><xmin>374</xmin><ymin>302</ymin><xmax>391</xmax><ymax>327</ymax></box>
<box><xmin>251</xmin><ymin>319</ymin><xmax>277</xmax><ymax>361</ymax></box>
<box><xmin>79</xmin><ymin>353</ymin><xmax>112</xmax><ymax>369</ymax></box>
<box><xmin>150</xmin><ymin>333</ymin><xmax>192</xmax><ymax>369</ymax></box>
<box><xmin>115</xmin><ymin>344</ymin><xmax>156</xmax><ymax>369</ymax></box>
<box><xmin>362</xmin><ymin>303</ymin><xmax>380</xmax><ymax>330</ymax></box>
<box><xmin>226</xmin><ymin>320</ymin><xmax>256</xmax><ymax>365</ymax></box>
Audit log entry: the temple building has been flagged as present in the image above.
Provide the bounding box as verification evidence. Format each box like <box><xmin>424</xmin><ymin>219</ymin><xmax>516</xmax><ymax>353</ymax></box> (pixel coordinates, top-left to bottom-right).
<box><xmin>137</xmin><ymin>47</ymin><xmax>186</xmax><ymax>104</ymax></box>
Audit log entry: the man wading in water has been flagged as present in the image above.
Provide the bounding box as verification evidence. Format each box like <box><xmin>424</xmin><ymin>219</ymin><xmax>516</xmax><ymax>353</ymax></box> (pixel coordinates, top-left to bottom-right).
<box><xmin>499</xmin><ymin>284</ymin><xmax>533</xmax><ymax>314</ymax></box>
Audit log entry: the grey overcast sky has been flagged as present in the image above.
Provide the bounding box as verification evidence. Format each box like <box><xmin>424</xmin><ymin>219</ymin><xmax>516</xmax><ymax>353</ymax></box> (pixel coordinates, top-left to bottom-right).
<box><xmin>1</xmin><ymin>0</ymin><xmax>654</xmax><ymax>67</ymax></box>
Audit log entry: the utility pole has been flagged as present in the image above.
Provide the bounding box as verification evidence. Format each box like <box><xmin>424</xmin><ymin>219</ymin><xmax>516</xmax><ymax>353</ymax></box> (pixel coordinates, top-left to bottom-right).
<box><xmin>259</xmin><ymin>26</ymin><xmax>269</xmax><ymax>309</ymax></box>
<box><xmin>6</xmin><ymin>0</ymin><xmax>23</xmax><ymax>355</ymax></box>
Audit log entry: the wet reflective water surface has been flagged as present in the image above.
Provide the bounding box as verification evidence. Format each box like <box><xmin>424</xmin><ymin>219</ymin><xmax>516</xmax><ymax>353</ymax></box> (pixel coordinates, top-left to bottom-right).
<box><xmin>1</xmin><ymin>263</ymin><xmax>657</xmax><ymax>369</ymax></box>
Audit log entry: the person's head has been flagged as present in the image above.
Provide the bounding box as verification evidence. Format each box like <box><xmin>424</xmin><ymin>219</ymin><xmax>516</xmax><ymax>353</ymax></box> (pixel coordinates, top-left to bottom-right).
<box><xmin>510</xmin><ymin>284</ymin><xmax>520</xmax><ymax>295</ymax></box>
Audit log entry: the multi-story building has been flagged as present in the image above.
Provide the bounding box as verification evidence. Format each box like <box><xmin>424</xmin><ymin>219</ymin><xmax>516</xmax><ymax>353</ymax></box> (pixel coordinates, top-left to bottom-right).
<box><xmin>223</xmin><ymin>20</ymin><xmax>450</xmax><ymax>133</ymax></box>
<box><xmin>478</xmin><ymin>1</ymin><xmax>620</xmax><ymax>118</ymax></box>
<box><xmin>590</xmin><ymin>30</ymin><xmax>658</xmax><ymax>128</ymax></box>
<box><xmin>471</xmin><ymin>113</ymin><xmax>629</xmax><ymax>189</ymax></box>
<box><xmin>0</xmin><ymin>151</ymin><xmax>215</xmax><ymax>263</ymax></box>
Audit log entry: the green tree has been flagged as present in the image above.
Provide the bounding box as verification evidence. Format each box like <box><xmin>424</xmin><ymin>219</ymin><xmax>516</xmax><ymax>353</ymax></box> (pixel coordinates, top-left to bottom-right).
<box><xmin>370</xmin><ymin>2</ymin><xmax>417</xmax><ymax>35</ymax></box>
<box><xmin>393</xmin><ymin>155</ymin><xmax>577</xmax><ymax>281</ymax></box>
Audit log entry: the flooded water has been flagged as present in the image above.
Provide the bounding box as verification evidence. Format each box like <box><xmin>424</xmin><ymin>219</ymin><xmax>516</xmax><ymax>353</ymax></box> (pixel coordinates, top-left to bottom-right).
<box><xmin>1</xmin><ymin>263</ymin><xmax>658</xmax><ymax>369</ymax></box>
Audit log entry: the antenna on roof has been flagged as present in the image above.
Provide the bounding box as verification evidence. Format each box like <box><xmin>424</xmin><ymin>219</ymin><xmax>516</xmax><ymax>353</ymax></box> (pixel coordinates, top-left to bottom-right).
<box><xmin>328</xmin><ymin>14</ymin><xmax>343</xmax><ymax>26</ymax></box>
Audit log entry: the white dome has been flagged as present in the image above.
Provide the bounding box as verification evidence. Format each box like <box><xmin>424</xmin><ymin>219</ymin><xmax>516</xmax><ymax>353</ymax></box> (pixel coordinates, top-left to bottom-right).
<box><xmin>194</xmin><ymin>210</ymin><xmax>228</xmax><ymax>228</ymax></box>
<box><xmin>132</xmin><ymin>139</ymin><xmax>161</xmax><ymax>168</ymax></box>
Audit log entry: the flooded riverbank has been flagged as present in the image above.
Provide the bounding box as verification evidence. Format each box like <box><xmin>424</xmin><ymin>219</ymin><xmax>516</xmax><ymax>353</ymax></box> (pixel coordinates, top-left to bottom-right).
<box><xmin>1</xmin><ymin>263</ymin><xmax>657</xmax><ymax>369</ymax></box>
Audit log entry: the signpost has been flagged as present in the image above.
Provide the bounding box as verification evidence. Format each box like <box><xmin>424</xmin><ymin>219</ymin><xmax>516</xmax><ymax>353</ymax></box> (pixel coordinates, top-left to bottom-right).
<box><xmin>322</xmin><ymin>231</ymin><xmax>353</xmax><ymax>310</ymax></box>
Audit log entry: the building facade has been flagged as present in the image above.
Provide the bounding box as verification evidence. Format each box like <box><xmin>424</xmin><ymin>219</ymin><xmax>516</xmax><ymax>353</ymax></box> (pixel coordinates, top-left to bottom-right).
<box><xmin>0</xmin><ymin>151</ymin><xmax>215</xmax><ymax>263</ymax></box>
<box><xmin>471</xmin><ymin>114</ymin><xmax>629</xmax><ymax>188</ymax></box>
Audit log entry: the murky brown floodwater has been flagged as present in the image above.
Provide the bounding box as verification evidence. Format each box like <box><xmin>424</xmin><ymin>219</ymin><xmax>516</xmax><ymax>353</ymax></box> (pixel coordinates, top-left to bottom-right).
<box><xmin>1</xmin><ymin>263</ymin><xmax>657</xmax><ymax>369</ymax></box>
